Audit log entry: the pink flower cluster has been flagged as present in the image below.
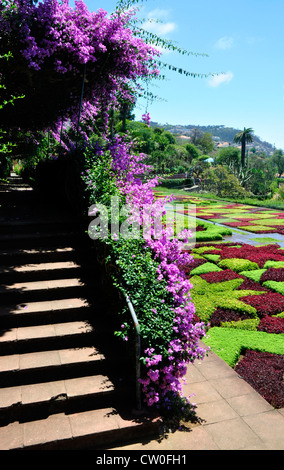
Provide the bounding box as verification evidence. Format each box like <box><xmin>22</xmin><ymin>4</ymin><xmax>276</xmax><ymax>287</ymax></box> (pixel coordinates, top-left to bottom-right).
<box><xmin>108</xmin><ymin>136</ymin><xmax>207</xmax><ymax>408</ymax></box>
<box><xmin>0</xmin><ymin>0</ymin><xmax>160</xmax><ymax>130</ymax></box>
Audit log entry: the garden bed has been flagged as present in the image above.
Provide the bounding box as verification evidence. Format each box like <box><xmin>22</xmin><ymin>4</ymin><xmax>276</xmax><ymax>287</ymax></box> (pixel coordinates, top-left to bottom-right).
<box><xmin>181</xmin><ymin>241</ymin><xmax>284</xmax><ymax>409</ymax></box>
<box><xmin>155</xmin><ymin>189</ymin><xmax>284</xmax><ymax>235</ymax></box>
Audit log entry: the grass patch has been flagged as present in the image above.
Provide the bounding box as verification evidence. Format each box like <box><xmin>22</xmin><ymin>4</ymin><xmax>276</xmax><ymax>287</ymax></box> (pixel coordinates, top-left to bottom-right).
<box><xmin>239</xmin><ymin>269</ymin><xmax>267</xmax><ymax>282</ymax></box>
<box><xmin>249</xmin><ymin>237</ymin><xmax>280</xmax><ymax>244</ymax></box>
<box><xmin>203</xmin><ymin>327</ymin><xmax>284</xmax><ymax>367</ymax></box>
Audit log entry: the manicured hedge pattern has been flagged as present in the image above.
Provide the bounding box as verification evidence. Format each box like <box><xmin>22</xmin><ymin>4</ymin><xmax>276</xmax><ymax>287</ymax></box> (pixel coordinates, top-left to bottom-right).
<box><xmin>240</xmin><ymin>292</ymin><xmax>284</xmax><ymax>316</ymax></box>
<box><xmin>182</xmin><ymin>240</ymin><xmax>284</xmax><ymax>408</ymax></box>
<box><xmin>165</xmin><ymin>193</ymin><xmax>284</xmax><ymax>409</ymax></box>
<box><xmin>235</xmin><ymin>351</ymin><xmax>284</xmax><ymax>408</ymax></box>
<box><xmin>210</xmin><ymin>308</ymin><xmax>252</xmax><ymax>327</ymax></box>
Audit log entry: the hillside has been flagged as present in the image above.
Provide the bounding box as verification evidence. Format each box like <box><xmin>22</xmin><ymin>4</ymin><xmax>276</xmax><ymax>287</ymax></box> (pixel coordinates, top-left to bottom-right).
<box><xmin>150</xmin><ymin>122</ymin><xmax>275</xmax><ymax>154</ymax></box>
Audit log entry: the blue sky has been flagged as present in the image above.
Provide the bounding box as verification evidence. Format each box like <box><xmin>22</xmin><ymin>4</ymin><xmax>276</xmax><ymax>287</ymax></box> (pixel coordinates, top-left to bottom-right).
<box><xmin>70</xmin><ymin>0</ymin><xmax>284</xmax><ymax>150</ymax></box>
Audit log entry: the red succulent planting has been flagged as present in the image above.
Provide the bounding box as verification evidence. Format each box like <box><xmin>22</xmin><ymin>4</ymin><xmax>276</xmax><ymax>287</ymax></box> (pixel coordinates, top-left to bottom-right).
<box><xmin>235</xmin><ymin>351</ymin><xmax>284</xmax><ymax>408</ymax></box>
<box><xmin>235</xmin><ymin>278</ymin><xmax>269</xmax><ymax>292</ymax></box>
<box><xmin>209</xmin><ymin>244</ymin><xmax>284</xmax><ymax>268</ymax></box>
<box><xmin>260</xmin><ymin>267</ymin><xmax>284</xmax><ymax>283</ymax></box>
<box><xmin>200</xmin><ymin>269</ymin><xmax>241</xmax><ymax>283</ymax></box>
<box><xmin>240</xmin><ymin>292</ymin><xmax>284</xmax><ymax>316</ymax></box>
<box><xmin>226</xmin><ymin>222</ymin><xmax>250</xmax><ymax>227</ymax></box>
<box><xmin>210</xmin><ymin>309</ymin><xmax>251</xmax><ymax>327</ymax></box>
<box><xmin>258</xmin><ymin>316</ymin><xmax>284</xmax><ymax>334</ymax></box>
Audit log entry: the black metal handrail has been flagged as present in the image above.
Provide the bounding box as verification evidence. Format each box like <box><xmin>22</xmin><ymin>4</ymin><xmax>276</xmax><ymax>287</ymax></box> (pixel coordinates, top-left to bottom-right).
<box><xmin>125</xmin><ymin>294</ymin><xmax>142</xmax><ymax>411</ymax></box>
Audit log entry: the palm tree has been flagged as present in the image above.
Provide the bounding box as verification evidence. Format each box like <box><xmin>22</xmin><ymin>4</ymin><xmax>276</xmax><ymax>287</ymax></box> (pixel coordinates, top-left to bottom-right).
<box><xmin>234</xmin><ymin>128</ymin><xmax>254</xmax><ymax>166</ymax></box>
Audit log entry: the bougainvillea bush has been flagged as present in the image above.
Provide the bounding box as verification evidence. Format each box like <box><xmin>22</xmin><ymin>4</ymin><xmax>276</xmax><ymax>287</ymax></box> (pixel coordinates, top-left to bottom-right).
<box><xmin>0</xmin><ymin>0</ymin><xmax>208</xmax><ymax>418</ymax></box>
<box><xmin>83</xmin><ymin>133</ymin><xmax>207</xmax><ymax>415</ymax></box>
<box><xmin>0</xmin><ymin>0</ymin><xmax>160</xmax><ymax>131</ymax></box>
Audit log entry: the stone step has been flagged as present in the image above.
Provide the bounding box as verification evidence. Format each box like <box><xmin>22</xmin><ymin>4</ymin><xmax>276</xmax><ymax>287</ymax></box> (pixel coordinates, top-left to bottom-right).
<box><xmin>0</xmin><ymin>347</ymin><xmax>106</xmax><ymax>388</ymax></box>
<box><xmin>0</xmin><ymin>260</ymin><xmax>88</xmax><ymax>283</ymax></box>
<box><xmin>0</xmin><ymin>407</ymin><xmax>160</xmax><ymax>450</ymax></box>
<box><xmin>0</xmin><ymin>246</ymin><xmax>76</xmax><ymax>264</ymax></box>
<box><xmin>0</xmin><ymin>223</ymin><xmax>82</xmax><ymax>238</ymax></box>
<box><xmin>0</xmin><ymin>321</ymin><xmax>95</xmax><ymax>355</ymax></box>
<box><xmin>0</xmin><ymin>277</ymin><xmax>89</xmax><ymax>303</ymax></box>
<box><xmin>0</xmin><ymin>231</ymin><xmax>83</xmax><ymax>249</ymax></box>
<box><xmin>0</xmin><ymin>374</ymin><xmax>115</xmax><ymax>425</ymax></box>
<box><xmin>0</xmin><ymin>297</ymin><xmax>91</xmax><ymax>328</ymax></box>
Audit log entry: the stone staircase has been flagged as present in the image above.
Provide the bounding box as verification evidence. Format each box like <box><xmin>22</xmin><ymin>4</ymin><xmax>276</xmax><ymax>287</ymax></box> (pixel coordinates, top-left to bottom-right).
<box><xmin>0</xmin><ymin>175</ymin><xmax>159</xmax><ymax>449</ymax></box>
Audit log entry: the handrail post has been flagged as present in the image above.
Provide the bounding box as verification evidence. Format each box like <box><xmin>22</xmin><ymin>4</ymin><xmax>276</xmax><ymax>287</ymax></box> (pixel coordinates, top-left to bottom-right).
<box><xmin>125</xmin><ymin>295</ymin><xmax>142</xmax><ymax>411</ymax></box>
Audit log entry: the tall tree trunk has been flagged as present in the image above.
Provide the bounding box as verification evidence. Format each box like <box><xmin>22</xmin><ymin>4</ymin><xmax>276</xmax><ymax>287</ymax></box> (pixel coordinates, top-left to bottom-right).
<box><xmin>241</xmin><ymin>138</ymin><xmax>246</xmax><ymax>166</ymax></box>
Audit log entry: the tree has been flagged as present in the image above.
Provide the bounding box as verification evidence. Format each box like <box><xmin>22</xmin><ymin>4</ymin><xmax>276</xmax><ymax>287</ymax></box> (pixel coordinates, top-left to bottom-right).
<box><xmin>233</xmin><ymin>128</ymin><xmax>254</xmax><ymax>166</ymax></box>
<box><xmin>216</xmin><ymin>147</ymin><xmax>241</xmax><ymax>167</ymax></box>
<box><xmin>196</xmin><ymin>132</ymin><xmax>214</xmax><ymax>154</ymax></box>
<box><xmin>185</xmin><ymin>142</ymin><xmax>200</xmax><ymax>162</ymax></box>
<box><xmin>271</xmin><ymin>149</ymin><xmax>284</xmax><ymax>177</ymax></box>
<box><xmin>202</xmin><ymin>165</ymin><xmax>248</xmax><ymax>198</ymax></box>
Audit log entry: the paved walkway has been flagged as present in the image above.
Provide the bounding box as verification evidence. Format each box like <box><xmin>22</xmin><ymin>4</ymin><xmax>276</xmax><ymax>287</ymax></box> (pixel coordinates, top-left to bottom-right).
<box><xmin>110</xmin><ymin>342</ymin><xmax>284</xmax><ymax>450</ymax></box>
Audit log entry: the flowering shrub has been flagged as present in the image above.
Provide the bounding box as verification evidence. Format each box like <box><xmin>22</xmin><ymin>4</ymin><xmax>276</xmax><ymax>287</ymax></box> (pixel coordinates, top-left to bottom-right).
<box><xmin>84</xmin><ymin>134</ymin><xmax>207</xmax><ymax>413</ymax></box>
<box><xmin>0</xmin><ymin>0</ymin><xmax>160</xmax><ymax>130</ymax></box>
<box><xmin>235</xmin><ymin>350</ymin><xmax>284</xmax><ymax>408</ymax></box>
<box><xmin>258</xmin><ymin>316</ymin><xmax>284</xmax><ymax>334</ymax></box>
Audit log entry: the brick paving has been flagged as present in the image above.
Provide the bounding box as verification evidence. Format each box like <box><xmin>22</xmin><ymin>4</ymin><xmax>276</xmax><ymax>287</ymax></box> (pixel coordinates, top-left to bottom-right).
<box><xmin>109</xmin><ymin>345</ymin><xmax>284</xmax><ymax>450</ymax></box>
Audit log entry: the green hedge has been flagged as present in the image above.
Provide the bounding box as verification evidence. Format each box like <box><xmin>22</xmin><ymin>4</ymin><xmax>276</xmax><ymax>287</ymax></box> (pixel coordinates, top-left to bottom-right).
<box><xmin>263</xmin><ymin>281</ymin><xmax>284</xmax><ymax>295</ymax></box>
<box><xmin>218</xmin><ymin>258</ymin><xmax>259</xmax><ymax>273</ymax></box>
<box><xmin>190</xmin><ymin>262</ymin><xmax>223</xmax><ymax>276</ymax></box>
<box><xmin>161</xmin><ymin>178</ymin><xmax>194</xmax><ymax>188</ymax></box>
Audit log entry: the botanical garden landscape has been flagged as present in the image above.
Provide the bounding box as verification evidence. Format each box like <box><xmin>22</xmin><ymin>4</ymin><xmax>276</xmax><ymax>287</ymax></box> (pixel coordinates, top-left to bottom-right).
<box><xmin>0</xmin><ymin>0</ymin><xmax>283</xmax><ymax>436</ymax></box>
